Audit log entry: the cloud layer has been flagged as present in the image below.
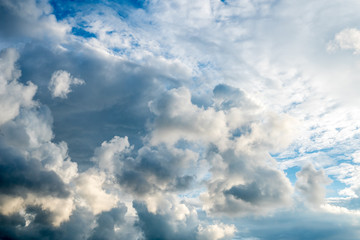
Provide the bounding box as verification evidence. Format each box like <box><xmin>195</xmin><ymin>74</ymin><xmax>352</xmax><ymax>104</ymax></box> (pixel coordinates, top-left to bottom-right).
<box><xmin>1</xmin><ymin>0</ymin><xmax>360</xmax><ymax>239</ymax></box>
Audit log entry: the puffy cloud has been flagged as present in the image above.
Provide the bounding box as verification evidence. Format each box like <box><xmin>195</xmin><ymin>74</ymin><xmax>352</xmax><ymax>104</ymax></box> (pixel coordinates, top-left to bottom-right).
<box><xmin>0</xmin><ymin>48</ymin><xmax>37</xmax><ymax>126</ymax></box>
<box><xmin>0</xmin><ymin>0</ymin><xmax>70</xmax><ymax>41</ymax></box>
<box><xmin>201</xmin><ymin>150</ymin><xmax>293</xmax><ymax>216</ymax></box>
<box><xmin>48</xmin><ymin>70</ymin><xmax>85</xmax><ymax>98</ymax></box>
<box><xmin>149</xmin><ymin>87</ymin><xmax>229</xmax><ymax>149</ymax></box>
<box><xmin>326</xmin><ymin>163</ymin><xmax>360</xmax><ymax>199</ymax></box>
<box><xmin>133</xmin><ymin>200</ymin><xmax>198</xmax><ymax>240</ymax></box>
<box><xmin>148</xmin><ymin>85</ymin><xmax>295</xmax><ymax>216</ymax></box>
<box><xmin>75</xmin><ymin>169</ymin><xmax>118</xmax><ymax>215</ymax></box>
<box><xmin>115</xmin><ymin>143</ymin><xmax>198</xmax><ymax>196</ymax></box>
<box><xmin>91</xmin><ymin>136</ymin><xmax>131</xmax><ymax>173</ymax></box>
<box><xmin>88</xmin><ymin>206</ymin><xmax>128</xmax><ymax>240</ymax></box>
<box><xmin>197</xmin><ymin>223</ymin><xmax>236</xmax><ymax>240</ymax></box>
<box><xmin>296</xmin><ymin>164</ymin><xmax>332</xmax><ymax>207</ymax></box>
<box><xmin>328</xmin><ymin>28</ymin><xmax>360</xmax><ymax>54</ymax></box>
<box><xmin>0</xmin><ymin>48</ymin><xmax>78</xmax><ymax>228</ymax></box>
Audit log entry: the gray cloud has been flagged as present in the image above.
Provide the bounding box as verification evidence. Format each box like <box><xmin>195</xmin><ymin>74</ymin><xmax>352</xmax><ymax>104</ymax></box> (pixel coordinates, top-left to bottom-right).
<box><xmin>0</xmin><ymin>146</ymin><xmax>69</xmax><ymax>198</ymax></box>
<box><xmin>116</xmin><ymin>144</ymin><xmax>198</xmax><ymax>196</ymax></box>
<box><xmin>296</xmin><ymin>164</ymin><xmax>332</xmax><ymax>207</ymax></box>
<box><xmin>89</xmin><ymin>206</ymin><xmax>129</xmax><ymax>240</ymax></box>
<box><xmin>133</xmin><ymin>201</ymin><xmax>198</xmax><ymax>240</ymax></box>
<box><xmin>0</xmin><ymin>0</ymin><xmax>69</xmax><ymax>41</ymax></box>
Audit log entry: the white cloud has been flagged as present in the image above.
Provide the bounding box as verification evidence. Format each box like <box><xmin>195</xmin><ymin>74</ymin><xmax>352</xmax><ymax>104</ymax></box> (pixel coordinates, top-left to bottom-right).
<box><xmin>326</xmin><ymin>163</ymin><xmax>360</xmax><ymax>198</ymax></box>
<box><xmin>48</xmin><ymin>70</ymin><xmax>85</xmax><ymax>98</ymax></box>
<box><xmin>0</xmin><ymin>48</ymin><xmax>37</xmax><ymax>126</ymax></box>
<box><xmin>75</xmin><ymin>169</ymin><xmax>119</xmax><ymax>215</ymax></box>
<box><xmin>197</xmin><ymin>223</ymin><xmax>236</xmax><ymax>240</ymax></box>
<box><xmin>91</xmin><ymin>136</ymin><xmax>132</xmax><ymax>173</ymax></box>
<box><xmin>148</xmin><ymin>87</ymin><xmax>229</xmax><ymax>150</ymax></box>
<box><xmin>328</xmin><ymin>28</ymin><xmax>360</xmax><ymax>54</ymax></box>
<box><xmin>296</xmin><ymin>164</ymin><xmax>332</xmax><ymax>207</ymax></box>
<box><xmin>352</xmin><ymin>151</ymin><xmax>360</xmax><ymax>163</ymax></box>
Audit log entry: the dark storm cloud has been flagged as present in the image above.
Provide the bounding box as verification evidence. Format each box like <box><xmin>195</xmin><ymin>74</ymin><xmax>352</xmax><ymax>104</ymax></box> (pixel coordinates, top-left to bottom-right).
<box><xmin>0</xmin><ymin>207</ymin><xmax>95</xmax><ymax>240</ymax></box>
<box><xmin>0</xmin><ymin>146</ymin><xmax>69</xmax><ymax>198</ymax></box>
<box><xmin>89</xmin><ymin>206</ymin><xmax>127</xmax><ymax>240</ymax></box>
<box><xmin>224</xmin><ymin>182</ymin><xmax>263</xmax><ymax>203</ymax></box>
<box><xmin>17</xmin><ymin>43</ymin><xmax>181</xmax><ymax>170</ymax></box>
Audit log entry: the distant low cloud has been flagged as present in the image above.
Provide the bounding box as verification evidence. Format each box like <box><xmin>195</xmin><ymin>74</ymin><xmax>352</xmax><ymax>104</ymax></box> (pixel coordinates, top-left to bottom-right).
<box><xmin>48</xmin><ymin>70</ymin><xmax>84</xmax><ymax>99</ymax></box>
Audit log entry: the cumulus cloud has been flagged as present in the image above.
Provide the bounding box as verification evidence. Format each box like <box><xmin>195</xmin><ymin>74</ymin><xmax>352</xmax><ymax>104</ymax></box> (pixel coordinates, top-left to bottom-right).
<box><xmin>296</xmin><ymin>164</ymin><xmax>332</xmax><ymax>207</ymax></box>
<box><xmin>147</xmin><ymin>85</ymin><xmax>295</xmax><ymax>216</ymax></box>
<box><xmin>0</xmin><ymin>48</ymin><xmax>37</xmax><ymax>126</ymax></box>
<box><xmin>0</xmin><ymin>49</ymin><xmax>77</xmax><ymax>228</ymax></box>
<box><xmin>197</xmin><ymin>223</ymin><xmax>236</xmax><ymax>240</ymax></box>
<box><xmin>328</xmin><ymin>28</ymin><xmax>360</xmax><ymax>54</ymax></box>
<box><xmin>0</xmin><ymin>0</ymin><xmax>70</xmax><ymax>41</ymax></box>
<box><xmin>48</xmin><ymin>70</ymin><xmax>85</xmax><ymax>99</ymax></box>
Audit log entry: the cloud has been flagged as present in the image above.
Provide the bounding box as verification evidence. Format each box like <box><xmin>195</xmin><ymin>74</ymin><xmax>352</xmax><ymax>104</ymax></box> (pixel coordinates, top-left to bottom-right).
<box><xmin>75</xmin><ymin>169</ymin><xmax>119</xmax><ymax>215</ymax></box>
<box><xmin>2</xmin><ymin>0</ymin><xmax>360</xmax><ymax>239</ymax></box>
<box><xmin>328</xmin><ymin>28</ymin><xmax>360</xmax><ymax>54</ymax></box>
<box><xmin>296</xmin><ymin>164</ymin><xmax>332</xmax><ymax>207</ymax></box>
<box><xmin>0</xmin><ymin>0</ymin><xmax>70</xmax><ymax>42</ymax></box>
<box><xmin>0</xmin><ymin>48</ymin><xmax>37</xmax><ymax>126</ymax></box>
<box><xmin>91</xmin><ymin>136</ymin><xmax>132</xmax><ymax>173</ymax></box>
<box><xmin>197</xmin><ymin>223</ymin><xmax>236</xmax><ymax>240</ymax></box>
<box><xmin>0</xmin><ymin>48</ymin><xmax>78</xmax><ymax>227</ymax></box>
<box><xmin>88</xmin><ymin>206</ymin><xmax>128</xmax><ymax>240</ymax></box>
<box><xmin>48</xmin><ymin>70</ymin><xmax>85</xmax><ymax>99</ymax></box>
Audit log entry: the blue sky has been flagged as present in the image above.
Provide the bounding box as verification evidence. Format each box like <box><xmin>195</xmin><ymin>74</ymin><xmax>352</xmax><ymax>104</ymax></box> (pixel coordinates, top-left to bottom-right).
<box><xmin>1</xmin><ymin>0</ymin><xmax>360</xmax><ymax>239</ymax></box>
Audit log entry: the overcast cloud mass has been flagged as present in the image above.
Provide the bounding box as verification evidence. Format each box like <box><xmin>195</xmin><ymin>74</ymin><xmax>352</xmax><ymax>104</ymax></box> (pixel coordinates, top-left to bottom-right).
<box><xmin>1</xmin><ymin>0</ymin><xmax>360</xmax><ymax>239</ymax></box>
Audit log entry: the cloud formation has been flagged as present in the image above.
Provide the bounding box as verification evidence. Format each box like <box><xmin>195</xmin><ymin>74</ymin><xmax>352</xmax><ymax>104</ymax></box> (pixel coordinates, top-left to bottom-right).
<box><xmin>49</xmin><ymin>70</ymin><xmax>84</xmax><ymax>98</ymax></box>
<box><xmin>328</xmin><ymin>28</ymin><xmax>360</xmax><ymax>54</ymax></box>
<box><xmin>1</xmin><ymin>0</ymin><xmax>360</xmax><ymax>239</ymax></box>
<box><xmin>296</xmin><ymin>164</ymin><xmax>332</xmax><ymax>207</ymax></box>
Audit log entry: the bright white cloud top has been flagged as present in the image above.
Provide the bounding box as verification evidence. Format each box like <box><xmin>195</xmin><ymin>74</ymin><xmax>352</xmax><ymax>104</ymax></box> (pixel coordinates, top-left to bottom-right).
<box><xmin>49</xmin><ymin>70</ymin><xmax>84</xmax><ymax>98</ymax></box>
<box><xmin>1</xmin><ymin>0</ymin><xmax>360</xmax><ymax>239</ymax></box>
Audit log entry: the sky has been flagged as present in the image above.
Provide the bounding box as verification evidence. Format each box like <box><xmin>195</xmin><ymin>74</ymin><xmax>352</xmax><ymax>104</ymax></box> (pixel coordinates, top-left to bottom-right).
<box><xmin>1</xmin><ymin>0</ymin><xmax>360</xmax><ymax>239</ymax></box>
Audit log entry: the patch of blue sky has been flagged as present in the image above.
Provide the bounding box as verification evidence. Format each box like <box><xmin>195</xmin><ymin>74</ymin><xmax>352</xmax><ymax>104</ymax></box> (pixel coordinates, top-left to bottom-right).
<box><xmin>283</xmin><ymin>101</ymin><xmax>303</xmax><ymax>113</ymax></box>
<box><xmin>49</xmin><ymin>0</ymin><xmax>104</xmax><ymax>20</ymax></box>
<box><xmin>111</xmin><ymin>47</ymin><xmax>130</xmax><ymax>56</ymax></box>
<box><xmin>49</xmin><ymin>0</ymin><xmax>78</xmax><ymax>20</ymax></box>
<box><xmin>71</xmin><ymin>27</ymin><xmax>96</xmax><ymax>38</ymax></box>
<box><xmin>220</xmin><ymin>0</ymin><xmax>228</xmax><ymax>5</ymax></box>
<box><xmin>326</xmin><ymin>178</ymin><xmax>347</xmax><ymax>198</ymax></box>
<box><xmin>229</xmin><ymin>126</ymin><xmax>252</xmax><ymax>140</ymax></box>
<box><xmin>115</xmin><ymin>0</ymin><xmax>147</xmax><ymax>9</ymax></box>
<box><xmin>284</xmin><ymin>165</ymin><xmax>301</xmax><ymax>185</ymax></box>
<box><xmin>50</xmin><ymin>0</ymin><xmax>146</xmax><ymax>21</ymax></box>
